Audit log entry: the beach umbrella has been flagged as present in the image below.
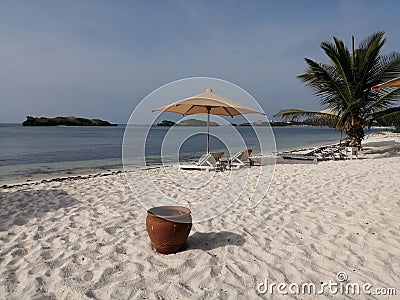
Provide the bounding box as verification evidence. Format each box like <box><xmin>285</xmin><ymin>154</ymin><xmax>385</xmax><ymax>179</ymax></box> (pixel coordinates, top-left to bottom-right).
<box><xmin>371</xmin><ymin>77</ymin><xmax>400</xmax><ymax>91</ymax></box>
<box><xmin>153</xmin><ymin>89</ymin><xmax>264</xmax><ymax>153</ymax></box>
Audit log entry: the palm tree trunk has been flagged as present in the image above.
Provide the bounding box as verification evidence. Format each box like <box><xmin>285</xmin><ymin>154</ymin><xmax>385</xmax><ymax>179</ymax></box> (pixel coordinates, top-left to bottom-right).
<box><xmin>345</xmin><ymin>124</ymin><xmax>364</xmax><ymax>147</ymax></box>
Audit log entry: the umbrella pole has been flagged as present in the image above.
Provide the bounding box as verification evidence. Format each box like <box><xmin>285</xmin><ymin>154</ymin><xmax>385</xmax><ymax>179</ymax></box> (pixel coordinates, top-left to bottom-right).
<box><xmin>206</xmin><ymin>106</ymin><xmax>210</xmax><ymax>153</ymax></box>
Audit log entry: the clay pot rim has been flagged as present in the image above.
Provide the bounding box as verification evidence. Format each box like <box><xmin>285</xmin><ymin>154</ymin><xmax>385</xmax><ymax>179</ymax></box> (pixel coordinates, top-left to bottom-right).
<box><xmin>147</xmin><ymin>206</ymin><xmax>191</xmax><ymax>219</ymax></box>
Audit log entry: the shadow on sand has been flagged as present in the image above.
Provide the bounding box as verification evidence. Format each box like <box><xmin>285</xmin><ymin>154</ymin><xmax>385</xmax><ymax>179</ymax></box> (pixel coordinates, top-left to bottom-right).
<box><xmin>186</xmin><ymin>231</ymin><xmax>245</xmax><ymax>251</ymax></box>
<box><xmin>0</xmin><ymin>189</ymin><xmax>80</xmax><ymax>231</ymax></box>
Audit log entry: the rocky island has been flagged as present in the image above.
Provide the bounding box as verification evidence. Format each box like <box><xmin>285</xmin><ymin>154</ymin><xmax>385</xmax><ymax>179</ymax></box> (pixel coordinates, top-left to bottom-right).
<box><xmin>22</xmin><ymin>116</ymin><xmax>117</xmax><ymax>126</ymax></box>
<box><xmin>157</xmin><ymin>120</ymin><xmax>176</xmax><ymax>126</ymax></box>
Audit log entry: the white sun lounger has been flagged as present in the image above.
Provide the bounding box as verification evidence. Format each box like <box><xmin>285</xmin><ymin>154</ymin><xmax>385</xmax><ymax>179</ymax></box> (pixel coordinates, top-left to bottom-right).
<box><xmin>227</xmin><ymin>149</ymin><xmax>253</xmax><ymax>169</ymax></box>
<box><xmin>179</xmin><ymin>153</ymin><xmax>219</xmax><ymax>171</ymax></box>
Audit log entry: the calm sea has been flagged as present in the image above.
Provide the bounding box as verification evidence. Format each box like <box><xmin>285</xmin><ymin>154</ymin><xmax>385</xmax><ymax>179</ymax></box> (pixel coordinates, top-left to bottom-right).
<box><xmin>0</xmin><ymin>123</ymin><xmax>361</xmax><ymax>182</ymax></box>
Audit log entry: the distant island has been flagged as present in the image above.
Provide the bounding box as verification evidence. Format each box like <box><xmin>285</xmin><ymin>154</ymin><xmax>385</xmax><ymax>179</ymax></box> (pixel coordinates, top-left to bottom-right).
<box><xmin>177</xmin><ymin>119</ymin><xmax>219</xmax><ymax>126</ymax></box>
<box><xmin>239</xmin><ymin>121</ymin><xmax>290</xmax><ymax>126</ymax></box>
<box><xmin>22</xmin><ymin>116</ymin><xmax>117</xmax><ymax>126</ymax></box>
<box><xmin>157</xmin><ymin>119</ymin><xmax>219</xmax><ymax>127</ymax></box>
<box><xmin>239</xmin><ymin>118</ymin><xmax>339</xmax><ymax>127</ymax></box>
<box><xmin>157</xmin><ymin>120</ymin><xmax>176</xmax><ymax>126</ymax></box>
<box><xmin>156</xmin><ymin>119</ymin><xmax>339</xmax><ymax>127</ymax></box>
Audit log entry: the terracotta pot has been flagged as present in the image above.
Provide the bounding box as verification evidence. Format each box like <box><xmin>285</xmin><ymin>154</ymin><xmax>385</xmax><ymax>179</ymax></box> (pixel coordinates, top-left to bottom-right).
<box><xmin>146</xmin><ymin>206</ymin><xmax>192</xmax><ymax>254</ymax></box>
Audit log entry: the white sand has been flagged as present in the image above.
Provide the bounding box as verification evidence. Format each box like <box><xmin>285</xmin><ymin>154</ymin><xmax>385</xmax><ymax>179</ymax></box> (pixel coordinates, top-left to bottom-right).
<box><xmin>1</xmin><ymin>132</ymin><xmax>399</xmax><ymax>299</ymax></box>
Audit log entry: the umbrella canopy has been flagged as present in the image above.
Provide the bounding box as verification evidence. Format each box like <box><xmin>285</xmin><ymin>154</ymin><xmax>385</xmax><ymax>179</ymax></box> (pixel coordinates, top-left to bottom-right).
<box><xmin>153</xmin><ymin>89</ymin><xmax>263</xmax><ymax>116</ymax></box>
<box><xmin>153</xmin><ymin>89</ymin><xmax>264</xmax><ymax>153</ymax></box>
<box><xmin>371</xmin><ymin>77</ymin><xmax>400</xmax><ymax>91</ymax></box>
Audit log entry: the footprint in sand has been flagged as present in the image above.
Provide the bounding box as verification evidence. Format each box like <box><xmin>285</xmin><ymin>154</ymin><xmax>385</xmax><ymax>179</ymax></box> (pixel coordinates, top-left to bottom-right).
<box><xmin>11</xmin><ymin>247</ymin><xmax>27</xmax><ymax>258</ymax></box>
<box><xmin>105</xmin><ymin>226</ymin><xmax>117</xmax><ymax>235</ymax></box>
<box><xmin>84</xmin><ymin>271</ymin><xmax>93</xmax><ymax>281</ymax></box>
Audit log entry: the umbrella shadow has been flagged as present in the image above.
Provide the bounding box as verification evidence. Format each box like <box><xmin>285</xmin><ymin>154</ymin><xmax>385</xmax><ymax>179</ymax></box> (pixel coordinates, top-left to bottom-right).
<box><xmin>0</xmin><ymin>189</ymin><xmax>80</xmax><ymax>231</ymax></box>
<box><xmin>186</xmin><ymin>231</ymin><xmax>245</xmax><ymax>251</ymax></box>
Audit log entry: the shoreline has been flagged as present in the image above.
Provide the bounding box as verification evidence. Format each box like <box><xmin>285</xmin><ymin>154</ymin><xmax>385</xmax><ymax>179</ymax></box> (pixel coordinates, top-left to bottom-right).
<box><xmin>1</xmin><ymin>131</ymin><xmax>398</xmax><ymax>187</ymax></box>
<box><xmin>1</xmin><ymin>125</ymin><xmax>391</xmax><ymax>185</ymax></box>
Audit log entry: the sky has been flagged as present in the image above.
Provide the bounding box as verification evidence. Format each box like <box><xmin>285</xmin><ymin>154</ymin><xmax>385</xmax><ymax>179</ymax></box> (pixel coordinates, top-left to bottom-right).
<box><xmin>1</xmin><ymin>0</ymin><xmax>400</xmax><ymax>124</ymax></box>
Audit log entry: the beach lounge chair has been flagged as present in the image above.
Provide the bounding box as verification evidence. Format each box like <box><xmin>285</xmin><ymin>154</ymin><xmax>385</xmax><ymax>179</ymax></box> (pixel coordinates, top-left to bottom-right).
<box><xmin>222</xmin><ymin>149</ymin><xmax>253</xmax><ymax>169</ymax></box>
<box><xmin>210</xmin><ymin>152</ymin><xmax>224</xmax><ymax>162</ymax></box>
<box><xmin>179</xmin><ymin>153</ymin><xmax>223</xmax><ymax>171</ymax></box>
<box><xmin>281</xmin><ymin>147</ymin><xmax>322</xmax><ymax>161</ymax></box>
<box><xmin>345</xmin><ymin>147</ymin><xmax>359</xmax><ymax>160</ymax></box>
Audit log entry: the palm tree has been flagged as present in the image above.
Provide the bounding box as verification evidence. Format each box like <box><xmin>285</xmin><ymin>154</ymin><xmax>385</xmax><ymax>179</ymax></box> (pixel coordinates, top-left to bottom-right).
<box><xmin>275</xmin><ymin>31</ymin><xmax>400</xmax><ymax>147</ymax></box>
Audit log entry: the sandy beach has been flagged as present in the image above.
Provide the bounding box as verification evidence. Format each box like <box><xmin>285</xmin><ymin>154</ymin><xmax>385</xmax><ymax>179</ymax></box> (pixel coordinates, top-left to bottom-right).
<box><xmin>1</xmin><ymin>132</ymin><xmax>399</xmax><ymax>299</ymax></box>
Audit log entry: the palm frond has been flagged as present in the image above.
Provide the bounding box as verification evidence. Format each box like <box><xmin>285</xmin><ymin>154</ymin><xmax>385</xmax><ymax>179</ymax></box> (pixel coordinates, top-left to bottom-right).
<box><xmin>371</xmin><ymin>106</ymin><xmax>400</xmax><ymax>120</ymax></box>
<box><xmin>336</xmin><ymin>109</ymin><xmax>352</xmax><ymax>128</ymax></box>
<box><xmin>356</xmin><ymin>31</ymin><xmax>386</xmax><ymax>88</ymax></box>
<box><xmin>298</xmin><ymin>59</ymin><xmax>351</xmax><ymax>108</ymax></box>
<box><xmin>274</xmin><ymin>109</ymin><xmax>318</xmax><ymax>121</ymax></box>
<box><xmin>368</xmin><ymin>88</ymin><xmax>400</xmax><ymax>112</ymax></box>
<box><xmin>274</xmin><ymin>109</ymin><xmax>339</xmax><ymax>124</ymax></box>
<box><xmin>320</xmin><ymin>38</ymin><xmax>352</xmax><ymax>100</ymax></box>
<box><xmin>373</xmin><ymin>108</ymin><xmax>400</xmax><ymax>131</ymax></box>
<box><xmin>373</xmin><ymin>52</ymin><xmax>400</xmax><ymax>86</ymax></box>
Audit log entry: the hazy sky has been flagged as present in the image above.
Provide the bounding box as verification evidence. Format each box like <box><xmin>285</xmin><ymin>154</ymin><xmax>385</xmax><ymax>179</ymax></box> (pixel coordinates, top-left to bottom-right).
<box><xmin>1</xmin><ymin>0</ymin><xmax>399</xmax><ymax>124</ymax></box>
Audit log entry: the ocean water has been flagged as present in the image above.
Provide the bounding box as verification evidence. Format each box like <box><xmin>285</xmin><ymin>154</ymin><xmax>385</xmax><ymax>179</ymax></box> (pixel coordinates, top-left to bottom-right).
<box><xmin>0</xmin><ymin>123</ymin><xmax>354</xmax><ymax>181</ymax></box>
